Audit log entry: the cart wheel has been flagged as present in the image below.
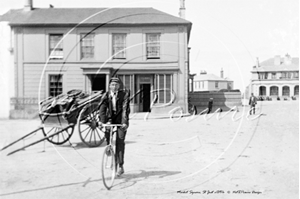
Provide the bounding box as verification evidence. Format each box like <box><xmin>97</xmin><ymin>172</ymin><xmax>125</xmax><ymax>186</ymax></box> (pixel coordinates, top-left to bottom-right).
<box><xmin>42</xmin><ymin>125</ymin><xmax>74</xmax><ymax>145</ymax></box>
<box><xmin>102</xmin><ymin>146</ymin><xmax>116</xmax><ymax>190</ymax></box>
<box><xmin>77</xmin><ymin>102</ymin><xmax>105</xmax><ymax>147</ymax></box>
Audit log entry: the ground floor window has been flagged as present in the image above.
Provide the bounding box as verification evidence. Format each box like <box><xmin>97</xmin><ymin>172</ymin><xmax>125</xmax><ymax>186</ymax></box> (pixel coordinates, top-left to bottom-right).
<box><xmin>282</xmin><ymin>86</ymin><xmax>290</xmax><ymax>96</ymax></box>
<box><xmin>155</xmin><ymin>74</ymin><xmax>172</xmax><ymax>103</ymax></box>
<box><xmin>117</xmin><ymin>74</ymin><xmax>134</xmax><ymax>103</ymax></box>
<box><xmin>49</xmin><ymin>74</ymin><xmax>63</xmax><ymax>97</ymax></box>
<box><xmin>270</xmin><ymin>86</ymin><xmax>278</xmax><ymax>96</ymax></box>
<box><xmin>259</xmin><ymin>86</ymin><xmax>266</xmax><ymax>95</ymax></box>
<box><xmin>295</xmin><ymin>85</ymin><xmax>299</xmax><ymax>95</ymax></box>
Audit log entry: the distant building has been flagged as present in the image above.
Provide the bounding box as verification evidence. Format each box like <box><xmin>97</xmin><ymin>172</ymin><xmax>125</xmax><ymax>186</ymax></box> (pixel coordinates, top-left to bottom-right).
<box><xmin>192</xmin><ymin>69</ymin><xmax>234</xmax><ymax>92</ymax></box>
<box><xmin>0</xmin><ymin>0</ymin><xmax>192</xmax><ymax>117</ymax></box>
<box><xmin>250</xmin><ymin>54</ymin><xmax>299</xmax><ymax>99</ymax></box>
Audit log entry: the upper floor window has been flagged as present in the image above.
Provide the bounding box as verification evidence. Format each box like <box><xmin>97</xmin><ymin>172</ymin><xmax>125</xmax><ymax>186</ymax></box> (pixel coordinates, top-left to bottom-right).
<box><xmin>258</xmin><ymin>73</ymin><xmax>264</xmax><ymax>80</ymax></box>
<box><xmin>227</xmin><ymin>82</ymin><xmax>232</xmax><ymax>90</ymax></box>
<box><xmin>281</xmin><ymin>72</ymin><xmax>292</xmax><ymax>79</ymax></box>
<box><xmin>112</xmin><ymin>33</ymin><xmax>126</xmax><ymax>59</ymax></box>
<box><xmin>49</xmin><ymin>74</ymin><xmax>63</xmax><ymax>97</ymax></box>
<box><xmin>146</xmin><ymin>33</ymin><xmax>160</xmax><ymax>59</ymax></box>
<box><xmin>294</xmin><ymin>72</ymin><xmax>299</xmax><ymax>79</ymax></box>
<box><xmin>258</xmin><ymin>72</ymin><xmax>269</xmax><ymax>80</ymax></box>
<box><xmin>264</xmin><ymin>72</ymin><xmax>268</xmax><ymax>79</ymax></box>
<box><xmin>215</xmin><ymin>81</ymin><xmax>219</xmax><ymax>88</ymax></box>
<box><xmin>49</xmin><ymin>34</ymin><xmax>63</xmax><ymax>60</ymax></box>
<box><xmin>272</xmin><ymin>73</ymin><xmax>276</xmax><ymax>79</ymax></box>
<box><xmin>81</xmin><ymin>33</ymin><xmax>95</xmax><ymax>59</ymax></box>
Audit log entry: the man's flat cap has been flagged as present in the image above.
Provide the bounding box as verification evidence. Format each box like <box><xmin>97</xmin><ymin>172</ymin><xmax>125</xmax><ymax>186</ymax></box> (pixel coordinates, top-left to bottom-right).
<box><xmin>109</xmin><ymin>77</ymin><xmax>120</xmax><ymax>84</ymax></box>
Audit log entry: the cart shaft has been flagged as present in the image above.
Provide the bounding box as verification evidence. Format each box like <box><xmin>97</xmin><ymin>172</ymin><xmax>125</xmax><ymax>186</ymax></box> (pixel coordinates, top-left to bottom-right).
<box><xmin>7</xmin><ymin>124</ymin><xmax>74</xmax><ymax>156</ymax></box>
<box><xmin>1</xmin><ymin>127</ymin><xmax>43</xmax><ymax>151</ymax></box>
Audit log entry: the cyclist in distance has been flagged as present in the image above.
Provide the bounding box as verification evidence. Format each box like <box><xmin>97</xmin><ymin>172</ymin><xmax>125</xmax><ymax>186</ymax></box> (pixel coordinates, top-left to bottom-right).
<box><xmin>99</xmin><ymin>77</ymin><xmax>130</xmax><ymax>176</ymax></box>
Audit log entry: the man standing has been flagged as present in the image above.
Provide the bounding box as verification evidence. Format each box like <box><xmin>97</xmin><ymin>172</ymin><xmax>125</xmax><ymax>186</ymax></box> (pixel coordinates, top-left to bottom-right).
<box><xmin>207</xmin><ymin>98</ymin><xmax>213</xmax><ymax>114</ymax></box>
<box><xmin>99</xmin><ymin>77</ymin><xmax>130</xmax><ymax>176</ymax></box>
<box><xmin>249</xmin><ymin>93</ymin><xmax>257</xmax><ymax>115</ymax></box>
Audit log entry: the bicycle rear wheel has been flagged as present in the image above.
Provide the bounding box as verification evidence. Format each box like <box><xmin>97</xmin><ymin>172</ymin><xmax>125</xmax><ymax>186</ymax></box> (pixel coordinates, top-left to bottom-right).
<box><xmin>101</xmin><ymin>146</ymin><xmax>116</xmax><ymax>190</ymax></box>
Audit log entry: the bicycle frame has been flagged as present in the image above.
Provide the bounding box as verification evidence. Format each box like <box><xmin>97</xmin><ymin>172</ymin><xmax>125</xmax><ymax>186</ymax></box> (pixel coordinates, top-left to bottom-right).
<box><xmin>101</xmin><ymin>124</ymin><xmax>123</xmax><ymax>146</ymax></box>
<box><xmin>101</xmin><ymin>123</ymin><xmax>122</xmax><ymax>190</ymax></box>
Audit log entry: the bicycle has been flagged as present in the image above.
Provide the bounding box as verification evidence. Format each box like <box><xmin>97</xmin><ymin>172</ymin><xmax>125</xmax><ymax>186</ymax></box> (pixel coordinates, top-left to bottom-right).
<box><xmin>100</xmin><ymin>123</ymin><xmax>123</xmax><ymax>190</ymax></box>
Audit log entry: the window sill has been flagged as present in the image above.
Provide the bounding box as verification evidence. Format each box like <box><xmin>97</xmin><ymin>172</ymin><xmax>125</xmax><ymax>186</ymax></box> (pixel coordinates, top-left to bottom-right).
<box><xmin>112</xmin><ymin>58</ymin><xmax>126</xmax><ymax>60</ymax></box>
<box><xmin>147</xmin><ymin>57</ymin><xmax>161</xmax><ymax>60</ymax></box>
<box><xmin>48</xmin><ymin>58</ymin><xmax>64</xmax><ymax>62</ymax></box>
<box><xmin>80</xmin><ymin>58</ymin><xmax>96</xmax><ymax>61</ymax></box>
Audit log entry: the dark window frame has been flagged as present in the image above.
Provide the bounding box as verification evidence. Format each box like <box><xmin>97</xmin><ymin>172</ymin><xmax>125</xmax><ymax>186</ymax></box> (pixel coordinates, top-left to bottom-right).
<box><xmin>49</xmin><ymin>74</ymin><xmax>63</xmax><ymax>97</ymax></box>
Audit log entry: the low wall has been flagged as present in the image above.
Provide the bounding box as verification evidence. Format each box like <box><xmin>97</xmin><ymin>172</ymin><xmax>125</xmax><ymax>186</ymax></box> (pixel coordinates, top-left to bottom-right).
<box><xmin>9</xmin><ymin>97</ymin><xmax>39</xmax><ymax>119</ymax></box>
<box><xmin>189</xmin><ymin>91</ymin><xmax>242</xmax><ymax>112</ymax></box>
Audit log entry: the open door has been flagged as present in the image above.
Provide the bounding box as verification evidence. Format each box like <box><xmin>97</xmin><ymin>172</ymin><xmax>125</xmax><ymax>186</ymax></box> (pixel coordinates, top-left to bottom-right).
<box><xmin>140</xmin><ymin>84</ymin><xmax>151</xmax><ymax>112</ymax></box>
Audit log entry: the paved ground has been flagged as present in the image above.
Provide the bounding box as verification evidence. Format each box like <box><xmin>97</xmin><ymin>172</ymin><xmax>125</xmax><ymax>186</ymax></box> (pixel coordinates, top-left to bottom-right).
<box><xmin>0</xmin><ymin>101</ymin><xmax>298</xmax><ymax>199</ymax></box>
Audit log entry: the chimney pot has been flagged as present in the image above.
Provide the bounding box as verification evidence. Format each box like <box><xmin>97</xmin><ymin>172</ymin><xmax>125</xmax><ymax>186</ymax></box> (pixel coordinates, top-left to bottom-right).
<box><xmin>24</xmin><ymin>0</ymin><xmax>33</xmax><ymax>11</ymax></box>
<box><xmin>256</xmin><ymin>57</ymin><xmax>260</xmax><ymax>67</ymax></box>
<box><xmin>220</xmin><ymin>68</ymin><xmax>224</xmax><ymax>78</ymax></box>
<box><xmin>274</xmin><ymin>55</ymin><xmax>281</xmax><ymax>65</ymax></box>
<box><xmin>284</xmin><ymin>53</ymin><xmax>292</xmax><ymax>65</ymax></box>
<box><xmin>179</xmin><ymin>0</ymin><xmax>186</xmax><ymax>19</ymax></box>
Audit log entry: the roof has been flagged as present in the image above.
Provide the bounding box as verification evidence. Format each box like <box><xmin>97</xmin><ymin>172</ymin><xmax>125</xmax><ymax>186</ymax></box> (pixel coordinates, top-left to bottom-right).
<box><xmin>252</xmin><ymin>57</ymin><xmax>299</xmax><ymax>72</ymax></box>
<box><xmin>0</xmin><ymin>7</ymin><xmax>192</xmax><ymax>26</ymax></box>
<box><xmin>193</xmin><ymin>73</ymin><xmax>232</xmax><ymax>82</ymax></box>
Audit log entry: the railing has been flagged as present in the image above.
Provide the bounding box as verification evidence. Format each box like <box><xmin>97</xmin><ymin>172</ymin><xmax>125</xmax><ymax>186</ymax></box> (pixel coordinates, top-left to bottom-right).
<box><xmin>10</xmin><ymin>97</ymin><xmax>39</xmax><ymax>110</ymax></box>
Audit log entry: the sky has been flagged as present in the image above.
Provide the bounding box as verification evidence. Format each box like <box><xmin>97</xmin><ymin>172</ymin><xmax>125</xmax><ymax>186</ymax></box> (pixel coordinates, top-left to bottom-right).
<box><xmin>0</xmin><ymin>0</ymin><xmax>299</xmax><ymax>92</ymax></box>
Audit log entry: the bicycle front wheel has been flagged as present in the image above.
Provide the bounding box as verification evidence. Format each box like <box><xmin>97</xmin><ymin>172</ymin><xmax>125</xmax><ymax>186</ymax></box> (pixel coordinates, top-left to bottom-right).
<box><xmin>101</xmin><ymin>146</ymin><xmax>116</xmax><ymax>190</ymax></box>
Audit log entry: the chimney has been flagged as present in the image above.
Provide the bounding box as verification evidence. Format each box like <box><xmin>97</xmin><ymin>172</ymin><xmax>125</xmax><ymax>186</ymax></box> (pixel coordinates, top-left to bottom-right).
<box><xmin>179</xmin><ymin>0</ymin><xmax>186</xmax><ymax>19</ymax></box>
<box><xmin>284</xmin><ymin>53</ymin><xmax>292</xmax><ymax>65</ymax></box>
<box><xmin>274</xmin><ymin>55</ymin><xmax>281</xmax><ymax>65</ymax></box>
<box><xmin>200</xmin><ymin>70</ymin><xmax>207</xmax><ymax>75</ymax></box>
<box><xmin>24</xmin><ymin>0</ymin><xmax>33</xmax><ymax>11</ymax></box>
<box><xmin>256</xmin><ymin>57</ymin><xmax>260</xmax><ymax>67</ymax></box>
<box><xmin>220</xmin><ymin>68</ymin><xmax>224</xmax><ymax>78</ymax></box>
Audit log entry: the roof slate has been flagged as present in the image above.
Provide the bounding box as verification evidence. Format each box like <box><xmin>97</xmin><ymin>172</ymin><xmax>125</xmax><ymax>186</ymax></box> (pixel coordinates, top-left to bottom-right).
<box><xmin>252</xmin><ymin>57</ymin><xmax>299</xmax><ymax>72</ymax></box>
<box><xmin>0</xmin><ymin>8</ymin><xmax>192</xmax><ymax>26</ymax></box>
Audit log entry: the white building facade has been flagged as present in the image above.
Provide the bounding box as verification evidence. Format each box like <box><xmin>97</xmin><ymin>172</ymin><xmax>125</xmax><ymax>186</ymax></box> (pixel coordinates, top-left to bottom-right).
<box><xmin>0</xmin><ymin>22</ymin><xmax>14</xmax><ymax>118</ymax></box>
<box><xmin>250</xmin><ymin>54</ymin><xmax>299</xmax><ymax>99</ymax></box>
<box><xmin>192</xmin><ymin>70</ymin><xmax>234</xmax><ymax>92</ymax></box>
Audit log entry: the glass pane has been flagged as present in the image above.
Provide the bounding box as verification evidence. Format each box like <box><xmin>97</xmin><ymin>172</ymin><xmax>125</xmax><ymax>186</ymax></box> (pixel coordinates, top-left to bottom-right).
<box><xmin>165</xmin><ymin>74</ymin><xmax>171</xmax><ymax>102</ymax></box>
<box><xmin>113</xmin><ymin>34</ymin><xmax>126</xmax><ymax>58</ymax></box>
<box><xmin>125</xmin><ymin>75</ymin><xmax>130</xmax><ymax>91</ymax></box>
<box><xmin>49</xmin><ymin>34</ymin><xmax>63</xmax><ymax>49</ymax></box>
<box><xmin>147</xmin><ymin>33</ymin><xmax>160</xmax><ymax>58</ymax></box>
<box><xmin>49</xmin><ymin>75</ymin><xmax>63</xmax><ymax>97</ymax></box>
<box><xmin>159</xmin><ymin>75</ymin><xmax>164</xmax><ymax>103</ymax></box>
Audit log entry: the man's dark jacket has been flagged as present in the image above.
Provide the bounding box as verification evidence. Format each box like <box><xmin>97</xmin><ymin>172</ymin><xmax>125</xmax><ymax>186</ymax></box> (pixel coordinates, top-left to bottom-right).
<box><xmin>249</xmin><ymin>96</ymin><xmax>257</xmax><ymax>106</ymax></box>
<box><xmin>99</xmin><ymin>90</ymin><xmax>130</xmax><ymax>125</ymax></box>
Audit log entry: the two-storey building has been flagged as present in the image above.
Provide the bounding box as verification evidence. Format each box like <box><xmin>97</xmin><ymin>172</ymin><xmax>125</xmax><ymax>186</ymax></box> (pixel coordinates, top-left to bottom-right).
<box><xmin>0</xmin><ymin>2</ymin><xmax>192</xmax><ymax>117</ymax></box>
<box><xmin>250</xmin><ymin>54</ymin><xmax>299</xmax><ymax>99</ymax></box>
<box><xmin>192</xmin><ymin>69</ymin><xmax>234</xmax><ymax>92</ymax></box>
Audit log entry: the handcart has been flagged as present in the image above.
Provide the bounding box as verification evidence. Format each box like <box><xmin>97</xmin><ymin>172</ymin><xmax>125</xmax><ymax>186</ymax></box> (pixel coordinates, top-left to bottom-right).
<box><xmin>1</xmin><ymin>89</ymin><xmax>106</xmax><ymax>156</ymax></box>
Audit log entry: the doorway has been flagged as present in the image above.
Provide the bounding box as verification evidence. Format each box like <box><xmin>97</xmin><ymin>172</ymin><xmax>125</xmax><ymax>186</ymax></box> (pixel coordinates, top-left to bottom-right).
<box><xmin>90</xmin><ymin>74</ymin><xmax>106</xmax><ymax>92</ymax></box>
<box><xmin>140</xmin><ymin>84</ymin><xmax>151</xmax><ymax>112</ymax></box>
